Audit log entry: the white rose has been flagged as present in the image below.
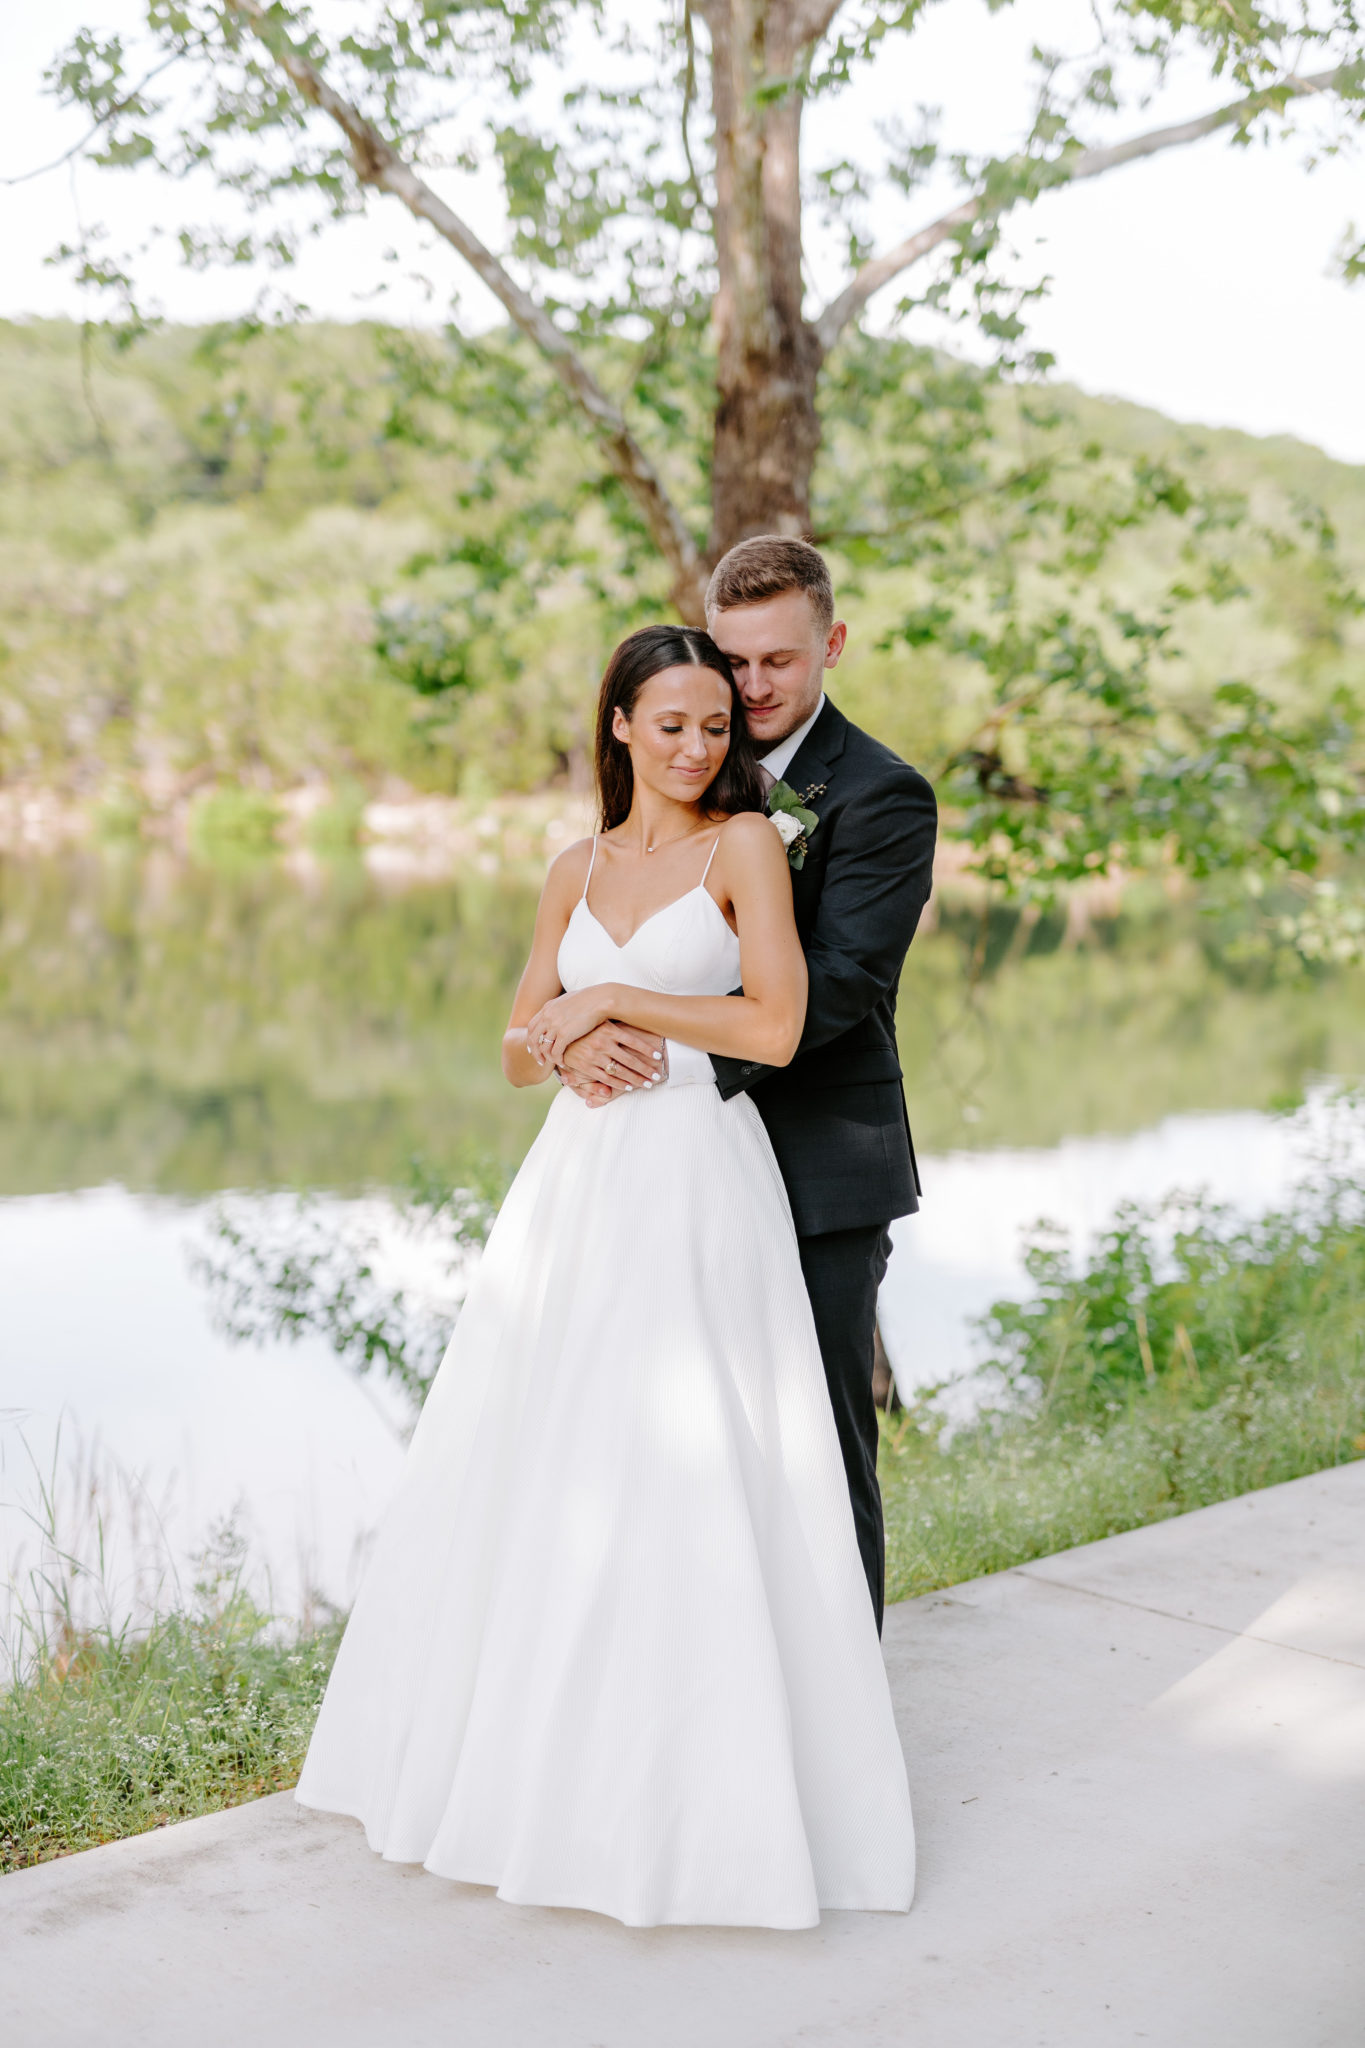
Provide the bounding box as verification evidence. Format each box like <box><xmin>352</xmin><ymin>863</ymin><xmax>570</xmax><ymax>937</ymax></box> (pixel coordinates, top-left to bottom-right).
<box><xmin>770</xmin><ymin>810</ymin><xmax>802</xmax><ymax>848</ymax></box>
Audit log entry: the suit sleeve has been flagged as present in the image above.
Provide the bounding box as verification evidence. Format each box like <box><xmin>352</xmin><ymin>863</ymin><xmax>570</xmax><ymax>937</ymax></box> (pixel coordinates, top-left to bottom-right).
<box><xmin>712</xmin><ymin>761</ymin><xmax>937</xmax><ymax>1095</ymax></box>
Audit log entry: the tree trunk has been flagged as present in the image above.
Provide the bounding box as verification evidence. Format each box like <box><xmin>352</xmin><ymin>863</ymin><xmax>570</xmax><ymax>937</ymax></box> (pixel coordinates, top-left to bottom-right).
<box><xmin>702</xmin><ymin>0</ymin><xmax>824</xmax><ymax>572</ymax></box>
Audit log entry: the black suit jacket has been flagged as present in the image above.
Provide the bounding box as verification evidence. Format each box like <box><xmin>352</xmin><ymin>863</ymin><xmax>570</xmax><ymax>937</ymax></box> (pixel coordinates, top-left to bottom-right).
<box><xmin>711</xmin><ymin>699</ymin><xmax>937</xmax><ymax>1236</ymax></box>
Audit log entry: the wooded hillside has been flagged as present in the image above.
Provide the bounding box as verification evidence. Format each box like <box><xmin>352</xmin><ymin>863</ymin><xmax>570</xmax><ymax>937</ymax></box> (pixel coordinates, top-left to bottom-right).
<box><xmin>2</xmin><ymin>318</ymin><xmax>1362</xmax><ymax>807</ymax></box>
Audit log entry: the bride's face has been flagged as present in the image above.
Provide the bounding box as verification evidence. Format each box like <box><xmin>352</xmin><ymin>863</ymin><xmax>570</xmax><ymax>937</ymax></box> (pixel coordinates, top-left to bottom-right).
<box><xmin>613</xmin><ymin>666</ymin><xmax>734</xmax><ymax>805</ymax></box>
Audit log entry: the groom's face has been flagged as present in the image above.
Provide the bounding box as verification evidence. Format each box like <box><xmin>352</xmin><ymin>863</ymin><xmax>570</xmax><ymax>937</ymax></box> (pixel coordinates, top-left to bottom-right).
<box><xmin>708</xmin><ymin>588</ymin><xmax>847</xmax><ymax>752</ymax></box>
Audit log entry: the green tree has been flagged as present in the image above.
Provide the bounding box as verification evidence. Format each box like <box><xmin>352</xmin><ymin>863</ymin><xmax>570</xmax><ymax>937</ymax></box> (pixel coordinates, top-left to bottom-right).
<box><xmin>44</xmin><ymin>0</ymin><xmax>1364</xmax><ymax>612</ymax></box>
<box><xmin>34</xmin><ymin>2</ymin><xmax>1365</xmax><ymax>944</ymax></box>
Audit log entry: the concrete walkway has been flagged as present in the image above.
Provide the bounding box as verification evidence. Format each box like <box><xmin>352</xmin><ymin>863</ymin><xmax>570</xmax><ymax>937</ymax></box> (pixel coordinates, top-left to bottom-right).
<box><xmin>5</xmin><ymin>1463</ymin><xmax>1363</xmax><ymax>2046</ymax></box>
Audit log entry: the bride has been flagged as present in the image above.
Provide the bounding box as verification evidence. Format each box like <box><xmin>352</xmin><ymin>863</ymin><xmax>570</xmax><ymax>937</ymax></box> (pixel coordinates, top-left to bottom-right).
<box><xmin>295</xmin><ymin>624</ymin><xmax>914</xmax><ymax>1929</ymax></box>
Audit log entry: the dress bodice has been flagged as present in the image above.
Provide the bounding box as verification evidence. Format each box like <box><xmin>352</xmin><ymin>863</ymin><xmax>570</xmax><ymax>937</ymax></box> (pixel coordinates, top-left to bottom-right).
<box><xmin>557</xmin><ymin>860</ymin><xmax>741</xmax><ymax>1089</ymax></box>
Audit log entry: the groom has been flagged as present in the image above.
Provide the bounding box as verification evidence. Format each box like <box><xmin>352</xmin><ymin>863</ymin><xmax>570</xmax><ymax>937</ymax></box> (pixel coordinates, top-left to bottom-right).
<box><xmin>561</xmin><ymin>537</ymin><xmax>937</xmax><ymax>1630</ymax></box>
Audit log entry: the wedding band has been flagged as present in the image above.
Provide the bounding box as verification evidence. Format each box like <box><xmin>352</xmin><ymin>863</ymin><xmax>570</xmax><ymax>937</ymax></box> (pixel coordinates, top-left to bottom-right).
<box><xmin>607</xmin><ymin>1059</ymin><xmax>618</xmax><ymax>1075</ymax></box>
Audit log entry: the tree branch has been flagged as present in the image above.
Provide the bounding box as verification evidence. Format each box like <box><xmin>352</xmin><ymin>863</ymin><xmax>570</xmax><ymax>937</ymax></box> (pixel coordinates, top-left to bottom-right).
<box><xmin>787</xmin><ymin>0</ymin><xmax>851</xmax><ymax>50</ymax></box>
<box><xmin>223</xmin><ymin>0</ymin><xmax>707</xmax><ymax>619</ymax></box>
<box><xmin>813</xmin><ymin>65</ymin><xmax>1356</xmax><ymax>353</ymax></box>
<box><xmin>1</xmin><ymin>50</ymin><xmax>183</xmax><ymax>186</ymax></box>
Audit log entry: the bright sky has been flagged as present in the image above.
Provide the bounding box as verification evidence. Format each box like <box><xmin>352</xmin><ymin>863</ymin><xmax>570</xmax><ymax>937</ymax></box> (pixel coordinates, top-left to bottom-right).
<box><xmin>2</xmin><ymin>0</ymin><xmax>1363</xmax><ymax>462</ymax></box>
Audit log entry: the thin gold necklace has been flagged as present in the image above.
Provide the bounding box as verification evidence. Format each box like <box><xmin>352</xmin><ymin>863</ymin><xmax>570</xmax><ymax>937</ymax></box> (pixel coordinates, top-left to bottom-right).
<box><xmin>642</xmin><ymin>822</ymin><xmax>709</xmax><ymax>855</ymax></box>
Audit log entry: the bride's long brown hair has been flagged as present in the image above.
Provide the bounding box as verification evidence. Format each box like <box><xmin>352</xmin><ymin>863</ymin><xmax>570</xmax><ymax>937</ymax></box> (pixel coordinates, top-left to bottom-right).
<box><xmin>594</xmin><ymin>625</ymin><xmax>765</xmax><ymax>831</ymax></box>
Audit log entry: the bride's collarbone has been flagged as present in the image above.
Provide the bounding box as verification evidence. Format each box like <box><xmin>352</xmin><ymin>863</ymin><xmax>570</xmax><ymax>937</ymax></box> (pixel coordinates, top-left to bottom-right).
<box><xmin>589</xmin><ymin>824</ymin><xmax>725</xmax><ymax>932</ymax></box>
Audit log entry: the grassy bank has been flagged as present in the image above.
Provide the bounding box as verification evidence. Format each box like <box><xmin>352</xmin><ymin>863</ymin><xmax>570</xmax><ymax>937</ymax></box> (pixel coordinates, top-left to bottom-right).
<box><xmin>884</xmin><ymin>1367</ymin><xmax>1364</xmax><ymax>1603</ymax></box>
<box><xmin>1</xmin><ymin>1536</ymin><xmax>342</xmax><ymax>1875</ymax></box>
<box><xmin>883</xmin><ymin>1145</ymin><xmax>1365</xmax><ymax>1599</ymax></box>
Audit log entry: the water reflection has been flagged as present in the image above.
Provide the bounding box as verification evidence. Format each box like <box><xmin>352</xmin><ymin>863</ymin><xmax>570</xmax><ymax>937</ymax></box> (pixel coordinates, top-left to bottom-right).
<box><xmin>5</xmin><ymin>851</ymin><xmax>1364</xmax><ymax>1194</ymax></box>
<box><xmin>0</xmin><ymin>850</ymin><xmax>548</xmax><ymax>1194</ymax></box>
<box><xmin>1</xmin><ymin>1189</ymin><xmax>408</xmax><ymax>1629</ymax></box>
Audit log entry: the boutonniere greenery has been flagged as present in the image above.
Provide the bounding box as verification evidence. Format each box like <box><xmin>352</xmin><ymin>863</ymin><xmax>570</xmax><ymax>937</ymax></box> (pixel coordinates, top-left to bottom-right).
<box><xmin>766</xmin><ymin>779</ymin><xmax>825</xmax><ymax>871</ymax></box>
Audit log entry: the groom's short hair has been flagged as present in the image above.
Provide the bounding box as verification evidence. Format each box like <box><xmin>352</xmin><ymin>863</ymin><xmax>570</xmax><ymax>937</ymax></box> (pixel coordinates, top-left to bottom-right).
<box><xmin>705</xmin><ymin>536</ymin><xmax>834</xmax><ymax>634</ymax></box>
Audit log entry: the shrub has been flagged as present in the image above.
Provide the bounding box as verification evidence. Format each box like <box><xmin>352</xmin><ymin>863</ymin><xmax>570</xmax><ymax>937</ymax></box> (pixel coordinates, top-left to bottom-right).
<box><xmin>882</xmin><ymin>1099</ymin><xmax>1365</xmax><ymax>1600</ymax></box>
<box><xmin>188</xmin><ymin>785</ymin><xmax>283</xmax><ymax>864</ymax></box>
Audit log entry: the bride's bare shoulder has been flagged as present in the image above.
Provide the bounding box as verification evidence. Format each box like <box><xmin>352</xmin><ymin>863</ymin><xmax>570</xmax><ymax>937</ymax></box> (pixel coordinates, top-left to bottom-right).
<box><xmin>709</xmin><ymin>812</ymin><xmax>789</xmax><ymax>911</ymax></box>
<box><xmin>716</xmin><ymin>809</ymin><xmax>784</xmax><ymax>862</ymax></box>
<box><xmin>537</xmin><ymin>836</ymin><xmax>596</xmax><ymax>919</ymax></box>
<box><xmin>547</xmin><ymin>835</ymin><xmax>596</xmax><ymax>886</ymax></box>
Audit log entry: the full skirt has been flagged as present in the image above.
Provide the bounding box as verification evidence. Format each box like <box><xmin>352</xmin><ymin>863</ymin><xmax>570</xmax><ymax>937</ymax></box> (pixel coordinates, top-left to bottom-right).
<box><xmin>295</xmin><ymin>1079</ymin><xmax>914</xmax><ymax>1928</ymax></box>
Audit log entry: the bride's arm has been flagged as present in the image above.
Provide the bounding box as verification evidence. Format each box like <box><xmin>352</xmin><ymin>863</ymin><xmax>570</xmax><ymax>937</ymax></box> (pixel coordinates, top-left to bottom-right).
<box><xmin>501</xmin><ymin>842</ymin><xmax>592</xmax><ymax>1088</ymax></box>
<box><xmin>525</xmin><ymin>813</ymin><xmax>807</xmax><ymax>1071</ymax></box>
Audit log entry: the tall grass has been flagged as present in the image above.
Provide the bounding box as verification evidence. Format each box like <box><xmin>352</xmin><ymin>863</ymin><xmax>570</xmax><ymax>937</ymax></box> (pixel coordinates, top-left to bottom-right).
<box><xmin>1</xmin><ymin>1447</ymin><xmax>340</xmax><ymax>1874</ymax></box>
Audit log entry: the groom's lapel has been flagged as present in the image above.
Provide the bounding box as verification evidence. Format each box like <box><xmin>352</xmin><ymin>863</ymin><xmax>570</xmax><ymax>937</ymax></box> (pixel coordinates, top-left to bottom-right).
<box><xmin>782</xmin><ymin>695</ymin><xmax>847</xmax><ymax>811</ymax></box>
<box><xmin>778</xmin><ymin>698</ymin><xmax>847</xmax><ymax>906</ymax></box>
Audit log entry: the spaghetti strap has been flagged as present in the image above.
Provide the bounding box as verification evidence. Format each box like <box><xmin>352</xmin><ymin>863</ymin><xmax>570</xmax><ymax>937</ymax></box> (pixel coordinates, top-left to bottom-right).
<box><xmin>699</xmin><ymin>830</ymin><xmax>723</xmax><ymax>889</ymax></box>
<box><xmin>580</xmin><ymin>835</ymin><xmax>599</xmax><ymax>902</ymax></box>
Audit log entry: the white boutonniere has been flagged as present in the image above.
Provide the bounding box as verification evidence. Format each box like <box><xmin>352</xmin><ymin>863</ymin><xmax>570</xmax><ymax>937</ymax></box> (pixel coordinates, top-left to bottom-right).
<box><xmin>766</xmin><ymin>779</ymin><xmax>824</xmax><ymax>871</ymax></box>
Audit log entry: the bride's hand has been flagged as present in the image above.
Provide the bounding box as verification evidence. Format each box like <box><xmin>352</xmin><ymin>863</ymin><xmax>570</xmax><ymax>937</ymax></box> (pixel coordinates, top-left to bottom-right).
<box><xmin>525</xmin><ymin>987</ymin><xmax>615</xmax><ymax>1069</ymax></box>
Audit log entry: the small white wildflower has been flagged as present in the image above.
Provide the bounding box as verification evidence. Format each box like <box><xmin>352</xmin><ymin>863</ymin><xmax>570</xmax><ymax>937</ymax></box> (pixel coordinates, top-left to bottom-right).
<box><xmin>769</xmin><ymin>810</ymin><xmax>802</xmax><ymax>848</ymax></box>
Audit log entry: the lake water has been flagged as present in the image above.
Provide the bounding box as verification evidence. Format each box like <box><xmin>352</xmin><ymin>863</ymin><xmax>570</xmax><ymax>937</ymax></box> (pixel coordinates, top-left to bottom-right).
<box><xmin>3</xmin><ymin>850</ymin><xmax>1363</xmax><ymax>1627</ymax></box>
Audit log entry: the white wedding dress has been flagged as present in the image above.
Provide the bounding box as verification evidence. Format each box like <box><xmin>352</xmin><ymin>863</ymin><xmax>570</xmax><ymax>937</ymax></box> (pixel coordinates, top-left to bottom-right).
<box><xmin>296</xmin><ymin>836</ymin><xmax>915</xmax><ymax>1928</ymax></box>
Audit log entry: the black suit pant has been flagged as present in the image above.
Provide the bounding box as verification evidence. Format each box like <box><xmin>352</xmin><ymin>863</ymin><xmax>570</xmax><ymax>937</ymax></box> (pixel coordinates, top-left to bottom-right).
<box><xmin>797</xmin><ymin>1222</ymin><xmax>893</xmax><ymax>1633</ymax></box>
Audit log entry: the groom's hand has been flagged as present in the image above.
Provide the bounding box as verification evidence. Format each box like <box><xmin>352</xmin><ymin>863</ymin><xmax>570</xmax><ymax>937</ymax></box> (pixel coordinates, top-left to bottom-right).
<box><xmin>558</xmin><ymin>1021</ymin><xmax>668</xmax><ymax>1106</ymax></box>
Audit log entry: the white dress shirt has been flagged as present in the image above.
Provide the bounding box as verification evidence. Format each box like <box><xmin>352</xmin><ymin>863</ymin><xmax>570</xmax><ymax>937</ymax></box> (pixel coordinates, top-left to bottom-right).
<box><xmin>758</xmin><ymin>693</ymin><xmax>826</xmax><ymax>790</ymax></box>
